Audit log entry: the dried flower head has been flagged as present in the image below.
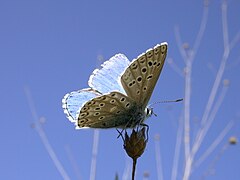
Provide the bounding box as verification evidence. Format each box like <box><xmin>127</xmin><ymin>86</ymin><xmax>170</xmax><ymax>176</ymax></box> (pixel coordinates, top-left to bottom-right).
<box><xmin>124</xmin><ymin>127</ymin><xmax>147</xmax><ymax>160</ymax></box>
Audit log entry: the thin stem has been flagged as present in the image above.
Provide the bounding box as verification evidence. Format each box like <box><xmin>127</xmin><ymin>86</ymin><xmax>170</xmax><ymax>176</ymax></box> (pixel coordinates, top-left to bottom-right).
<box><xmin>25</xmin><ymin>87</ymin><xmax>70</xmax><ymax>180</ymax></box>
<box><xmin>65</xmin><ymin>145</ymin><xmax>82</xmax><ymax>180</ymax></box>
<box><xmin>191</xmin><ymin>0</ymin><xmax>230</xmax><ymax>163</ymax></box>
<box><xmin>229</xmin><ymin>30</ymin><xmax>240</xmax><ymax>50</ymax></box>
<box><xmin>191</xmin><ymin>4</ymin><xmax>209</xmax><ymax>61</ymax></box>
<box><xmin>90</xmin><ymin>129</ymin><xmax>100</xmax><ymax>180</ymax></box>
<box><xmin>171</xmin><ymin>115</ymin><xmax>184</xmax><ymax>180</ymax></box>
<box><xmin>155</xmin><ymin>135</ymin><xmax>164</xmax><ymax>180</ymax></box>
<box><xmin>167</xmin><ymin>58</ymin><xmax>184</xmax><ymax>77</ymax></box>
<box><xmin>182</xmin><ymin>4</ymin><xmax>209</xmax><ymax>180</ymax></box>
<box><xmin>199</xmin><ymin>0</ymin><xmax>229</xmax><ymax>128</ymax></box>
<box><xmin>174</xmin><ymin>26</ymin><xmax>188</xmax><ymax>63</ymax></box>
<box><xmin>222</xmin><ymin>0</ymin><xmax>229</xmax><ymax>51</ymax></box>
<box><xmin>132</xmin><ymin>158</ymin><xmax>137</xmax><ymax>180</ymax></box>
<box><xmin>183</xmin><ymin>60</ymin><xmax>192</xmax><ymax>166</ymax></box>
<box><xmin>174</xmin><ymin>25</ymin><xmax>192</xmax><ymax>176</ymax></box>
<box><xmin>193</xmin><ymin>120</ymin><xmax>234</xmax><ymax>170</ymax></box>
<box><xmin>201</xmin><ymin>142</ymin><xmax>230</xmax><ymax>179</ymax></box>
<box><xmin>122</xmin><ymin>157</ymin><xmax>131</xmax><ymax>180</ymax></box>
<box><xmin>195</xmin><ymin>82</ymin><xmax>229</xmax><ymax>152</ymax></box>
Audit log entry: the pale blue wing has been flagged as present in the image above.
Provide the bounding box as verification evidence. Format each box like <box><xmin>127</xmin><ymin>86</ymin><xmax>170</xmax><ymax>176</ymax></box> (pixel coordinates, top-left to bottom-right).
<box><xmin>62</xmin><ymin>88</ymin><xmax>101</xmax><ymax>123</ymax></box>
<box><xmin>88</xmin><ymin>54</ymin><xmax>130</xmax><ymax>94</ymax></box>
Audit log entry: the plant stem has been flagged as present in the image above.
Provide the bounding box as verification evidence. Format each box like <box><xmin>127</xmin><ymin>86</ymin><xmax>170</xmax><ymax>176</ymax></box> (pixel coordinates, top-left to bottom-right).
<box><xmin>132</xmin><ymin>158</ymin><xmax>137</xmax><ymax>180</ymax></box>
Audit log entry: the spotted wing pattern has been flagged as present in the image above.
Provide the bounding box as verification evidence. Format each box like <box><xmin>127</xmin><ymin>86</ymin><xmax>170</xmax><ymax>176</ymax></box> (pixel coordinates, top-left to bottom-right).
<box><xmin>62</xmin><ymin>88</ymin><xmax>101</xmax><ymax>123</ymax></box>
<box><xmin>77</xmin><ymin>91</ymin><xmax>145</xmax><ymax>129</ymax></box>
<box><xmin>120</xmin><ymin>42</ymin><xmax>168</xmax><ymax>107</ymax></box>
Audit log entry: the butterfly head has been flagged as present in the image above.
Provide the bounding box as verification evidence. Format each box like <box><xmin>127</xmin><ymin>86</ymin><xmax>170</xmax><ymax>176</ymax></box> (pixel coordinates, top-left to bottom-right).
<box><xmin>145</xmin><ymin>107</ymin><xmax>154</xmax><ymax>119</ymax></box>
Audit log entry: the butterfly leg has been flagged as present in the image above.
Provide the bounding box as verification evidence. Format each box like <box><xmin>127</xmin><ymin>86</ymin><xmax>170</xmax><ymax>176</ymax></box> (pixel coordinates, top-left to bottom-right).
<box><xmin>116</xmin><ymin>128</ymin><xmax>125</xmax><ymax>140</ymax></box>
<box><xmin>140</xmin><ymin>123</ymin><xmax>149</xmax><ymax>141</ymax></box>
<box><xmin>116</xmin><ymin>117</ymin><xmax>135</xmax><ymax>139</ymax></box>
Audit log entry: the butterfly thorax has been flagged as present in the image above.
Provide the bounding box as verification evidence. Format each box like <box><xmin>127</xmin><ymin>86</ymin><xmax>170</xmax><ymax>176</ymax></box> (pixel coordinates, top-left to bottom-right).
<box><xmin>118</xmin><ymin>104</ymin><xmax>152</xmax><ymax>129</ymax></box>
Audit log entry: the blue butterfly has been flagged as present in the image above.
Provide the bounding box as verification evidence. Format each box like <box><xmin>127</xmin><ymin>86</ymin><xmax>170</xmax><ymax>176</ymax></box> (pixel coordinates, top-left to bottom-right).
<box><xmin>62</xmin><ymin>42</ymin><xmax>168</xmax><ymax>129</ymax></box>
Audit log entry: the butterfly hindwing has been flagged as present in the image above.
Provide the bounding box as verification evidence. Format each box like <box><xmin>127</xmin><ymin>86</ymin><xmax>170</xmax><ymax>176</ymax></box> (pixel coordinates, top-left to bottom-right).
<box><xmin>62</xmin><ymin>88</ymin><xmax>101</xmax><ymax>123</ymax></box>
<box><xmin>77</xmin><ymin>91</ymin><xmax>143</xmax><ymax>128</ymax></box>
<box><xmin>121</xmin><ymin>42</ymin><xmax>168</xmax><ymax>107</ymax></box>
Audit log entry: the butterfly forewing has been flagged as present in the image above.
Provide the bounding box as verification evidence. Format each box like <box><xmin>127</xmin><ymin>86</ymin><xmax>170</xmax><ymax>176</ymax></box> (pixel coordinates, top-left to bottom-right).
<box><xmin>77</xmin><ymin>91</ymin><xmax>143</xmax><ymax>128</ymax></box>
<box><xmin>121</xmin><ymin>42</ymin><xmax>167</xmax><ymax>107</ymax></box>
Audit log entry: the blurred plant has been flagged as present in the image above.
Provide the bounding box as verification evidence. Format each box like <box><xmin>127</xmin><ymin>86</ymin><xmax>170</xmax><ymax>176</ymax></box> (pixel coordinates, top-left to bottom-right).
<box><xmin>164</xmin><ymin>0</ymin><xmax>240</xmax><ymax>180</ymax></box>
<box><xmin>25</xmin><ymin>1</ymin><xmax>240</xmax><ymax>179</ymax></box>
<box><xmin>25</xmin><ymin>87</ymin><xmax>71</xmax><ymax>180</ymax></box>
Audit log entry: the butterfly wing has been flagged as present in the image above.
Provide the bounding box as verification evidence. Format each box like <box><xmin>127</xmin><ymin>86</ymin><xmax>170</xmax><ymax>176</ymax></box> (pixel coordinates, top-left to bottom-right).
<box><xmin>89</xmin><ymin>54</ymin><xmax>130</xmax><ymax>94</ymax></box>
<box><xmin>62</xmin><ymin>88</ymin><xmax>101</xmax><ymax>123</ymax></box>
<box><xmin>120</xmin><ymin>42</ymin><xmax>168</xmax><ymax>107</ymax></box>
<box><xmin>63</xmin><ymin>54</ymin><xmax>130</xmax><ymax>127</ymax></box>
<box><xmin>77</xmin><ymin>91</ymin><xmax>144</xmax><ymax>129</ymax></box>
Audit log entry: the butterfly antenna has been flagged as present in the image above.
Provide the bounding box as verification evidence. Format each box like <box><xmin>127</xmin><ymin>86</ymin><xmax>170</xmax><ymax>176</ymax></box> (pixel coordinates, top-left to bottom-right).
<box><xmin>149</xmin><ymin>98</ymin><xmax>183</xmax><ymax>108</ymax></box>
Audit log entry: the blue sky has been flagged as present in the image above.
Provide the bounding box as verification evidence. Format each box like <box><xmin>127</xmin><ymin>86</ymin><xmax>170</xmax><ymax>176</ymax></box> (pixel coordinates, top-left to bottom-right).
<box><xmin>1</xmin><ymin>0</ymin><xmax>240</xmax><ymax>179</ymax></box>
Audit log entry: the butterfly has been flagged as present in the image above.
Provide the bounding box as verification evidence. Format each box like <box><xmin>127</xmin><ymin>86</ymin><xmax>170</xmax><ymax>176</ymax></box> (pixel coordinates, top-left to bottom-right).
<box><xmin>62</xmin><ymin>42</ymin><xmax>168</xmax><ymax>129</ymax></box>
